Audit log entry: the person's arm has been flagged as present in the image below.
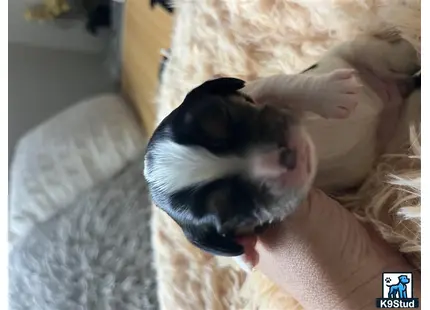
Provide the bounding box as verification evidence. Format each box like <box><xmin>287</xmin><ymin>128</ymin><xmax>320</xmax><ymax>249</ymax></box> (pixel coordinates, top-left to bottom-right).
<box><xmin>255</xmin><ymin>189</ymin><xmax>420</xmax><ymax>310</ymax></box>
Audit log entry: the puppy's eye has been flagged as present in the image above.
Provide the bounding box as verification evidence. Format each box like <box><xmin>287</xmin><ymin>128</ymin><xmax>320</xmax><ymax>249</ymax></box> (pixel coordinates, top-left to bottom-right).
<box><xmin>213</xmin><ymin>104</ymin><xmax>231</xmax><ymax>123</ymax></box>
<box><xmin>199</xmin><ymin>105</ymin><xmax>231</xmax><ymax>141</ymax></box>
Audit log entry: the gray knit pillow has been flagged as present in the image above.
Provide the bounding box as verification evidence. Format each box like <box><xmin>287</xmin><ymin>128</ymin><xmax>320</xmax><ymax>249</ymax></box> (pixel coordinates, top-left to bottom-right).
<box><xmin>9</xmin><ymin>156</ymin><xmax>158</xmax><ymax>310</ymax></box>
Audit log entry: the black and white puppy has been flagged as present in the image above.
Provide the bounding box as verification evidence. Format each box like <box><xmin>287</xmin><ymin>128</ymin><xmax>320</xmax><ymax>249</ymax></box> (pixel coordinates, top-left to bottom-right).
<box><xmin>144</xmin><ymin>33</ymin><xmax>420</xmax><ymax>270</ymax></box>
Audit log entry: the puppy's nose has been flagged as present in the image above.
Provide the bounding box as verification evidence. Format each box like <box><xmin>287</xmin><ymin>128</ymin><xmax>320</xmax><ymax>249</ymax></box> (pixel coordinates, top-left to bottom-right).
<box><xmin>279</xmin><ymin>148</ymin><xmax>297</xmax><ymax>169</ymax></box>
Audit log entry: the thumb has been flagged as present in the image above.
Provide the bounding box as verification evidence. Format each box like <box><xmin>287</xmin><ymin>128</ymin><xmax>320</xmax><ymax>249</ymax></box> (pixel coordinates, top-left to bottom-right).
<box><xmin>255</xmin><ymin>189</ymin><xmax>374</xmax><ymax>292</ymax></box>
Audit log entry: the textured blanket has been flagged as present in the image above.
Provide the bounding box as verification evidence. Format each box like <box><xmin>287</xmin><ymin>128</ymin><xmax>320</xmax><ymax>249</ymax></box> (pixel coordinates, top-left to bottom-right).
<box><xmin>151</xmin><ymin>1</ymin><xmax>421</xmax><ymax>309</ymax></box>
<box><xmin>9</xmin><ymin>157</ymin><xmax>159</xmax><ymax>310</ymax></box>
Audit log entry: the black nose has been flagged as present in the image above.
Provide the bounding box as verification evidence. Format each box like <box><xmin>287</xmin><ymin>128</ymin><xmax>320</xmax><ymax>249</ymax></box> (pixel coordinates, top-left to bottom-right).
<box><xmin>279</xmin><ymin>148</ymin><xmax>297</xmax><ymax>169</ymax></box>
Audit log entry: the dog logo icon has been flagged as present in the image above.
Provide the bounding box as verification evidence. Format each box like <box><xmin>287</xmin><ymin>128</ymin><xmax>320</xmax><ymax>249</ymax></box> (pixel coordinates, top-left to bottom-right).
<box><xmin>386</xmin><ymin>274</ymin><xmax>410</xmax><ymax>299</ymax></box>
<box><xmin>376</xmin><ymin>272</ymin><xmax>419</xmax><ymax>308</ymax></box>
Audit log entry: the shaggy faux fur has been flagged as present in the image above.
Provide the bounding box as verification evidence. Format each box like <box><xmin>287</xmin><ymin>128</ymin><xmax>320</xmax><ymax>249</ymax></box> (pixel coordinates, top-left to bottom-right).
<box><xmin>9</xmin><ymin>157</ymin><xmax>158</xmax><ymax>310</ymax></box>
<box><xmin>151</xmin><ymin>1</ymin><xmax>421</xmax><ymax>309</ymax></box>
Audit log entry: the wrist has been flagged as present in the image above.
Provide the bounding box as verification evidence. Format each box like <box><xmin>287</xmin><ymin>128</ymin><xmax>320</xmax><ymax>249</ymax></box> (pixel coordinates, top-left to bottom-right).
<box><xmin>290</xmin><ymin>238</ymin><xmax>414</xmax><ymax>310</ymax></box>
<box><xmin>308</xmin><ymin>215</ymin><xmax>413</xmax><ymax>309</ymax></box>
<box><xmin>256</xmin><ymin>190</ymin><xmax>417</xmax><ymax>310</ymax></box>
<box><xmin>334</xmin><ymin>259</ymin><xmax>419</xmax><ymax>310</ymax></box>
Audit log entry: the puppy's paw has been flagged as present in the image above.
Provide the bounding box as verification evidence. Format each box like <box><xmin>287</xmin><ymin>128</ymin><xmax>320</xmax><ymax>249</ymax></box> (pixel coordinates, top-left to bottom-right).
<box><xmin>319</xmin><ymin>69</ymin><xmax>361</xmax><ymax>119</ymax></box>
<box><xmin>327</xmin><ymin>68</ymin><xmax>357</xmax><ymax>81</ymax></box>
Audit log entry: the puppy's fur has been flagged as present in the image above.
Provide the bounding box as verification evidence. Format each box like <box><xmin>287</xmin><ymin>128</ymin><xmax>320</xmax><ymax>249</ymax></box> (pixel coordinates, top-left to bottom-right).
<box><xmin>144</xmin><ymin>33</ymin><xmax>419</xmax><ymax>266</ymax></box>
<box><xmin>145</xmin><ymin>78</ymin><xmax>309</xmax><ymax>256</ymax></box>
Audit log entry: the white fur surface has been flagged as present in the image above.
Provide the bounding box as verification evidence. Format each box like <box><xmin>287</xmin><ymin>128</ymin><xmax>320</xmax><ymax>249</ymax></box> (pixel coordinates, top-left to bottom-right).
<box><xmin>147</xmin><ymin>1</ymin><xmax>421</xmax><ymax>309</ymax></box>
<box><xmin>9</xmin><ymin>94</ymin><xmax>146</xmax><ymax>246</ymax></box>
<box><xmin>9</xmin><ymin>158</ymin><xmax>158</xmax><ymax>310</ymax></box>
<box><xmin>234</xmin><ymin>256</ymin><xmax>253</xmax><ymax>273</ymax></box>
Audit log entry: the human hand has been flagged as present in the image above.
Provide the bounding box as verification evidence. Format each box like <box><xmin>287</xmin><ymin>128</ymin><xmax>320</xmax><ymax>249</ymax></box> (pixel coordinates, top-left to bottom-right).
<box><xmin>242</xmin><ymin>189</ymin><xmax>417</xmax><ymax>310</ymax></box>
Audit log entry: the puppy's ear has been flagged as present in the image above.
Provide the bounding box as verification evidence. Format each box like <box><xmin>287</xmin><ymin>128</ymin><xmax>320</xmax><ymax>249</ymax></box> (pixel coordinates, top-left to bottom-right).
<box><xmin>175</xmin><ymin>77</ymin><xmax>244</xmax><ymax>137</ymax></box>
<box><xmin>183</xmin><ymin>226</ymin><xmax>244</xmax><ymax>257</ymax></box>
<box><xmin>189</xmin><ymin>77</ymin><xmax>246</xmax><ymax>97</ymax></box>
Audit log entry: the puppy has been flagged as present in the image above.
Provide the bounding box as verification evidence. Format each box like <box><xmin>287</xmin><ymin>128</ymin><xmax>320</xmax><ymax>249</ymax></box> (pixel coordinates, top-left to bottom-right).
<box><xmin>143</xmin><ymin>33</ymin><xmax>420</xmax><ymax>271</ymax></box>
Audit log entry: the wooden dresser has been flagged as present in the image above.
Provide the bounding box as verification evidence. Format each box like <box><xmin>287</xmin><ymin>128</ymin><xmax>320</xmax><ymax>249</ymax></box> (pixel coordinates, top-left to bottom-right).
<box><xmin>121</xmin><ymin>0</ymin><xmax>174</xmax><ymax>134</ymax></box>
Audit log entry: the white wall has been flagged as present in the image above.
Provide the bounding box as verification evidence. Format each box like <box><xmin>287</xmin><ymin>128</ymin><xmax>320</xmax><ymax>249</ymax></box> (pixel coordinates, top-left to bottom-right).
<box><xmin>8</xmin><ymin>0</ymin><xmax>117</xmax><ymax>162</ymax></box>
<box><xmin>8</xmin><ymin>43</ymin><xmax>115</xmax><ymax>161</ymax></box>
<box><xmin>8</xmin><ymin>0</ymin><xmax>110</xmax><ymax>53</ymax></box>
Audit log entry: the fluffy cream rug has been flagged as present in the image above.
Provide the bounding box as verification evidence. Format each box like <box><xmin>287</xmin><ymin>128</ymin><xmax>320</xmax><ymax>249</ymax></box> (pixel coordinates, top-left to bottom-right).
<box><xmin>151</xmin><ymin>1</ymin><xmax>421</xmax><ymax>309</ymax></box>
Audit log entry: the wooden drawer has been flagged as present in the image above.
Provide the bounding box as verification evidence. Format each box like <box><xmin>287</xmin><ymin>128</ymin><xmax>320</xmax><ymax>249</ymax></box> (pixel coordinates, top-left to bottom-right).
<box><xmin>121</xmin><ymin>0</ymin><xmax>173</xmax><ymax>134</ymax></box>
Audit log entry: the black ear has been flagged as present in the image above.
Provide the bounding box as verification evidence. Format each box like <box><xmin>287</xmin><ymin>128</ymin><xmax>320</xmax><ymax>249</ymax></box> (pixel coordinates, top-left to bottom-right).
<box><xmin>174</xmin><ymin>77</ymin><xmax>245</xmax><ymax>134</ymax></box>
<box><xmin>188</xmin><ymin>77</ymin><xmax>246</xmax><ymax>98</ymax></box>
<box><xmin>183</xmin><ymin>226</ymin><xmax>244</xmax><ymax>257</ymax></box>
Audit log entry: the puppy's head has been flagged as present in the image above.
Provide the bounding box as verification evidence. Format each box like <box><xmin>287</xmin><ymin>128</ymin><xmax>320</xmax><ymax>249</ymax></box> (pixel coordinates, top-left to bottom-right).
<box><xmin>144</xmin><ymin>77</ymin><xmax>316</xmax><ymax>256</ymax></box>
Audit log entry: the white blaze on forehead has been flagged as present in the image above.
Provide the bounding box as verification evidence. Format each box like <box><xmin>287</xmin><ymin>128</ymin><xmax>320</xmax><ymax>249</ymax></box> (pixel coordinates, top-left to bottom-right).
<box><xmin>144</xmin><ymin>139</ymin><xmax>245</xmax><ymax>194</ymax></box>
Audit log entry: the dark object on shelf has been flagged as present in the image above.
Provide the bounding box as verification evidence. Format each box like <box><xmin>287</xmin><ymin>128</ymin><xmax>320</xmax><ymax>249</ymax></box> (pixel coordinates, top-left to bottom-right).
<box><xmin>86</xmin><ymin>3</ymin><xmax>111</xmax><ymax>35</ymax></box>
<box><xmin>150</xmin><ymin>0</ymin><xmax>174</xmax><ymax>14</ymax></box>
<box><xmin>158</xmin><ymin>49</ymin><xmax>170</xmax><ymax>82</ymax></box>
